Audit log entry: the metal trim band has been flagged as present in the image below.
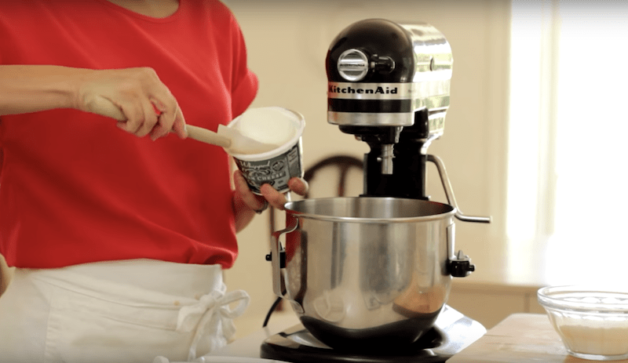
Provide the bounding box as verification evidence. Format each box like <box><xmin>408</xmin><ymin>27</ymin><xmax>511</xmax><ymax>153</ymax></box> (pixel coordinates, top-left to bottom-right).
<box><xmin>327</xmin><ymin>81</ymin><xmax>452</xmax><ymax>110</ymax></box>
<box><xmin>328</xmin><ymin>82</ymin><xmax>415</xmax><ymax>100</ymax></box>
<box><xmin>328</xmin><ymin>111</ymin><xmax>415</xmax><ymax>126</ymax></box>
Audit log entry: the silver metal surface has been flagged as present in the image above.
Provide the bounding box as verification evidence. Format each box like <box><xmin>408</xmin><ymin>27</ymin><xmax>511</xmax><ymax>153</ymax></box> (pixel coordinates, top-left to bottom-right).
<box><xmin>328</xmin><ymin>82</ymin><xmax>415</xmax><ymax>100</ymax></box>
<box><xmin>327</xmin><ymin>81</ymin><xmax>451</xmax><ymax>128</ymax></box>
<box><xmin>419</xmin><ymin>133</ymin><xmax>441</xmax><ymax>155</ymax></box>
<box><xmin>405</xmin><ymin>22</ymin><xmax>452</xmax><ymax>129</ymax></box>
<box><xmin>271</xmin><ymin>220</ymin><xmax>298</xmax><ymax>297</ymax></box>
<box><xmin>328</xmin><ymin>111</ymin><xmax>415</xmax><ymax>126</ymax></box>
<box><xmin>337</xmin><ymin>49</ymin><xmax>369</xmax><ymax>81</ymax></box>
<box><xmin>327</xmin><ymin>81</ymin><xmax>450</xmax><ymax>105</ymax></box>
<box><xmin>427</xmin><ymin>109</ymin><xmax>447</xmax><ymax>138</ymax></box>
<box><xmin>427</xmin><ymin>154</ymin><xmax>491</xmax><ymax>224</ymax></box>
<box><xmin>402</xmin><ymin>23</ymin><xmax>453</xmax><ymax>75</ymax></box>
<box><xmin>271</xmin><ymin>197</ymin><xmax>457</xmax><ymax>347</ymax></box>
<box><xmin>380</xmin><ymin>144</ymin><xmax>394</xmax><ymax>175</ymax></box>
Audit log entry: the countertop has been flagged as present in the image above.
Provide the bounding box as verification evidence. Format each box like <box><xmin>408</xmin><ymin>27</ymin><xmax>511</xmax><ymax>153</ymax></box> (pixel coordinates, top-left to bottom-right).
<box><xmin>212</xmin><ymin>313</ymin><xmax>628</xmax><ymax>362</ymax></box>
<box><xmin>448</xmin><ymin>313</ymin><xmax>628</xmax><ymax>362</ymax></box>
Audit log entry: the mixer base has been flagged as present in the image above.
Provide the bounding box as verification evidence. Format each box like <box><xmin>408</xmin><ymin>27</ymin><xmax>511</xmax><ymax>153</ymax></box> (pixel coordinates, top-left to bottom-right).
<box><xmin>260</xmin><ymin>305</ymin><xmax>485</xmax><ymax>363</ymax></box>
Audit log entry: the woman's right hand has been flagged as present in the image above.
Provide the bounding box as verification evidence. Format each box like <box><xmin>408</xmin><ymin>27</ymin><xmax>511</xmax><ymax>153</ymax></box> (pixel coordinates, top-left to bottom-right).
<box><xmin>76</xmin><ymin>67</ymin><xmax>187</xmax><ymax>141</ymax></box>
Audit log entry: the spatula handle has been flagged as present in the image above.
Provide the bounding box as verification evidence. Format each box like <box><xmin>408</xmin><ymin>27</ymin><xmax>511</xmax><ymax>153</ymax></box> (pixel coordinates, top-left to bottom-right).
<box><xmin>86</xmin><ymin>96</ymin><xmax>232</xmax><ymax>148</ymax></box>
<box><xmin>186</xmin><ymin>125</ymin><xmax>232</xmax><ymax>148</ymax></box>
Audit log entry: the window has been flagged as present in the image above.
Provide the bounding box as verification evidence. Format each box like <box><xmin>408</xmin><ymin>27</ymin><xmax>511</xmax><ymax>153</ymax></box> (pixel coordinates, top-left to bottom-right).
<box><xmin>507</xmin><ymin>0</ymin><xmax>628</xmax><ymax>284</ymax></box>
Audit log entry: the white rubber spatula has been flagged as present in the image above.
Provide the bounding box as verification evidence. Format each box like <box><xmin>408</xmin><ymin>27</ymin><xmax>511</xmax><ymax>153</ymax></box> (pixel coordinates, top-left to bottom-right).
<box><xmin>188</xmin><ymin>124</ymin><xmax>278</xmax><ymax>154</ymax></box>
<box><xmin>88</xmin><ymin>97</ymin><xmax>278</xmax><ymax>154</ymax></box>
<box><xmin>215</xmin><ymin>124</ymin><xmax>279</xmax><ymax>154</ymax></box>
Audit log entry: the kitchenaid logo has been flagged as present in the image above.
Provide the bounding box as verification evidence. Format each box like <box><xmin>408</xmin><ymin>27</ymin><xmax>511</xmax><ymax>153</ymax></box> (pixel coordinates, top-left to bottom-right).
<box><xmin>329</xmin><ymin>84</ymin><xmax>398</xmax><ymax>95</ymax></box>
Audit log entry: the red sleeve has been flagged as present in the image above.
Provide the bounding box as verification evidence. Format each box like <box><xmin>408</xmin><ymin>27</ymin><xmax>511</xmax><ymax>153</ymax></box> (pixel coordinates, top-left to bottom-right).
<box><xmin>228</xmin><ymin>15</ymin><xmax>258</xmax><ymax>119</ymax></box>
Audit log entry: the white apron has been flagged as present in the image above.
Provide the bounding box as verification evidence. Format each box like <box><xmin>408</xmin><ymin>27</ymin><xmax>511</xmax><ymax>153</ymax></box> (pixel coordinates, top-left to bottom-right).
<box><xmin>0</xmin><ymin>259</ymin><xmax>249</xmax><ymax>363</ymax></box>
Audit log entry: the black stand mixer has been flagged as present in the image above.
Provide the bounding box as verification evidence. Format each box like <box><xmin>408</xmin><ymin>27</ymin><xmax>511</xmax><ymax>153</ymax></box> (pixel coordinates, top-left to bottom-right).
<box><xmin>261</xmin><ymin>18</ymin><xmax>491</xmax><ymax>363</ymax></box>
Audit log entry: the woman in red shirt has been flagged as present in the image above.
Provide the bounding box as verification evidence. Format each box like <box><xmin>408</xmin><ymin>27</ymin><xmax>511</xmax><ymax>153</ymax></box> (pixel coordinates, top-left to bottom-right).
<box><xmin>0</xmin><ymin>0</ymin><xmax>306</xmax><ymax>361</ymax></box>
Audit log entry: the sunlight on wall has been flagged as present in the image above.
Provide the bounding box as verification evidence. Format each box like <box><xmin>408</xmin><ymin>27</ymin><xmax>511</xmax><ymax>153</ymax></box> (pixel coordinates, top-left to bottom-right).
<box><xmin>507</xmin><ymin>2</ymin><xmax>544</xmax><ymax>245</ymax></box>
<box><xmin>547</xmin><ymin>1</ymin><xmax>628</xmax><ymax>283</ymax></box>
<box><xmin>509</xmin><ymin>0</ymin><xmax>628</xmax><ymax>285</ymax></box>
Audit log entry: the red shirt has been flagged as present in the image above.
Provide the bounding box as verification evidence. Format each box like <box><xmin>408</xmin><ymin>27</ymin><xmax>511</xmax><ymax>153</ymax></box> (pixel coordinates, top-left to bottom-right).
<box><xmin>0</xmin><ymin>0</ymin><xmax>258</xmax><ymax>269</ymax></box>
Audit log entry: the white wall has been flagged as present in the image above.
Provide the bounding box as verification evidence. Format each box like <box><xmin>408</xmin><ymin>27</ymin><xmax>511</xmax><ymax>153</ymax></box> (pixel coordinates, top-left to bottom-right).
<box><xmin>223</xmin><ymin>0</ymin><xmax>512</xmax><ymax>332</ymax></box>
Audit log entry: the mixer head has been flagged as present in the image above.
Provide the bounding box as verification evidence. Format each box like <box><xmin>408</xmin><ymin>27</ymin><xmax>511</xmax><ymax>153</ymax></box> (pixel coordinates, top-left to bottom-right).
<box><xmin>326</xmin><ymin>19</ymin><xmax>453</xmax><ymax>176</ymax></box>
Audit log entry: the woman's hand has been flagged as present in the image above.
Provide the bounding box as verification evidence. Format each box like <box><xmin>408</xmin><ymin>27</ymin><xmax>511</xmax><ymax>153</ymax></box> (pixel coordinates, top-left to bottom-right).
<box><xmin>232</xmin><ymin>170</ymin><xmax>309</xmax><ymax>232</ymax></box>
<box><xmin>0</xmin><ymin>65</ymin><xmax>184</xmax><ymax>141</ymax></box>
<box><xmin>0</xmin><ymin>65</ymin><xmax>184</xmax><ymax>140</ymax></box>
<box><xmin>260</xmin><ymin>178</ymin><xmax>308</xmax><ymax>211</ymax></box>
<box><xmin>76</xmin><ymin>67</ymin><xmax>187</xmax><ymax>140</ymax></box>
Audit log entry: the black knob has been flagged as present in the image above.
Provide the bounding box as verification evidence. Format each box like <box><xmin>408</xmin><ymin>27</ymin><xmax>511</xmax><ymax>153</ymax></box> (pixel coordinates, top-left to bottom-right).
<box><xmin>265</xmin><ymin>250</ymin><xmax>286</xmax><ymax>269</ymax></box>
<box><xmin>448</xmin><ymin>250</ymin><xmax>475</xmax><ymax>278</ymax></box>
<box><xmin>371</xmin><ymin>54</ymin><xmax>395</xmax><ymax>74</ymax></box>
<box><xmin>448</xmin><ymin>259</ymin><xmax>476</xmax><ymax>278</ymax></box>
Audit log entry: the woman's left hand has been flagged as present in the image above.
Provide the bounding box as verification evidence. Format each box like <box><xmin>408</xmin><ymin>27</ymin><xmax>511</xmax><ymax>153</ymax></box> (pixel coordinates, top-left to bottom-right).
<box><xmin>233</xmin><ymin>170</ymin><xmax>308</xmax><ymax>213</ymax></box>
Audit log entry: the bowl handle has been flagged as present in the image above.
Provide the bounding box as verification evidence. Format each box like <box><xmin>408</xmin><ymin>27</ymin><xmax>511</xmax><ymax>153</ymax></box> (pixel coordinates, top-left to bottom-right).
<box><xmin>427</xmin><ymin>154</ymin><xmax>491</xmax><ymax>224</ymax></box>
<box><xmin>270</xmin><ymin>216</ymin><xmax>299</xmax><ymax>298</ymax></box>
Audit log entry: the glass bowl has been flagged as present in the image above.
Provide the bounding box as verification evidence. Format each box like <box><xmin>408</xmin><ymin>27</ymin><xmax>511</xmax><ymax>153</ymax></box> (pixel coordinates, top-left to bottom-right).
<box><xmin>538</xmin><ymin>286</ymin><xmax>628</xmax><ymax>361</ymax></box>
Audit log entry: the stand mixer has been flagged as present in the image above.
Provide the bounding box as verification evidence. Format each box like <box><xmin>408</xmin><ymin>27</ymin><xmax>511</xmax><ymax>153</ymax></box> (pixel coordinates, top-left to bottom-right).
<box><xmin>261</xmin><ymin>19</ymin><xmax>491</xmax><ymax>363</ymax></box>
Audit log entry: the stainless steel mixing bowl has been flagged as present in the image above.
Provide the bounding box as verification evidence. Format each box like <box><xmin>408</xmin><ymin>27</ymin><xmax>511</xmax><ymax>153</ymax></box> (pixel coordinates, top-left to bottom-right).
<box><xmin>270</xmin><ymin>197</ymin><xmax>458</xmax><ymax>350</ymax></box>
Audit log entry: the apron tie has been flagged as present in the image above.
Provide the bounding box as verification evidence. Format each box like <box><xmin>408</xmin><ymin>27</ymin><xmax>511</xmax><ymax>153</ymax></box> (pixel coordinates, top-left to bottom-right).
<box><xmin>175</xmin><ymin>287</ymin><xmax>250</xmax><ymax>361</ymax></box>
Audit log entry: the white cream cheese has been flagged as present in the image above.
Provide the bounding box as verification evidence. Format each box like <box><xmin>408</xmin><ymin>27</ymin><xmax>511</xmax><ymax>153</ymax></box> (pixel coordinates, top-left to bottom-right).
<box><xmin>234</xmin><ymin>107</ymin><xmax>297</xmax><ymax>148</ymax></box>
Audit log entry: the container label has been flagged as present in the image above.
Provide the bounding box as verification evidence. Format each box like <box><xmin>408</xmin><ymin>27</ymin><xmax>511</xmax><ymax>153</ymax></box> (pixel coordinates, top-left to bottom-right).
<box><xmin>235</xmin><ymin>142</ymin><xmax>303</xmax><ymax>195</ymax></box>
